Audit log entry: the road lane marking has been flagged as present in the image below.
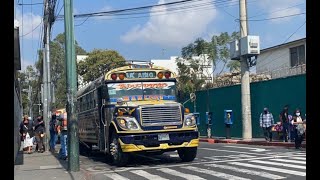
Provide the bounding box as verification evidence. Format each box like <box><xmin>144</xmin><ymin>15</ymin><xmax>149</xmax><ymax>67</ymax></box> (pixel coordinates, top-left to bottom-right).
<box><xmin>205</xmin><ymin>164</ymin><xmax>286</xmax><ymax>179</ymax></box>
<box><xmin>223</xmin><ymin>146</ymin><xmax>269</xmax><ymax>152</ymax></box>
<box><xmin>288</xmin><ymin>157</ymin><xmax>306</xmax><ymax>160</ymax></box>
<box><xmin>157</xmin><ymin>168</ymin><xmax>206</xmax><ymax>180</ymax></box>
<box><xmin>182</xmin><ymin>166</ymin><xmax>251</xmax><ymax>180</ymax></box>
<box><xmin>131</xmin><ymin>170</ymin><xmax>169</xmax><ymax>180</ymax></box>
<box><xmin>103</xmin><ymin>172</ymin><xmax>130</xmax><ymax>180</ymax></box>
<box><xmin>250</xmin><ymin>160</ymin><xmax>306</xmax><ymax>169</ymax></box>
<box><xmin>271</xmin><ymin>158</ymin><xmax>306</xmax><ymax>164</ymax></box>
<box><xmin>229</xmin><ymin>162</ymin><xmax>306</xmax><ymax>176</ymax></box>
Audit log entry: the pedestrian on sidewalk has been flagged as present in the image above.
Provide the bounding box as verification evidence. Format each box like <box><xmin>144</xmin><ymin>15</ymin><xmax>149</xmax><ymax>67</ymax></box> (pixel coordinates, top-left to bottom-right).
<box><xmin>49</xmin><ymin>111</ymin><xmax>59</xmax><ymax>152</ymax></box>
<box><xmin>57</xmin><ymin>112</ymin><xmax>68</xmax><ymax>160</ymax></box>
<box><xmin>288</xmin><ymin>114</ymin><xmax>295</xmax><ymax>142</ymax></box>
<box><xmin>259</xmin><ymin>107</ymin><xmax>274</xmax><ymax>142</ymax></box>
<box><xmin>20</xmin><ymin>115</ymin><xmax>35</xmax><ymax>154</ymax></box>
<box><xmin>291</xmin><ymin>109</ymin><xmax>305</xmax><ymax>149</ymax></box>
<box><xmin>279</xmin><ymin>105</ymin><xmax>290</xmax><ymax>142</ymax></box>
<box><xmin>34</xmin><ymin>116</ymin><xmax>45</xmax><ymax>153</ymax></box>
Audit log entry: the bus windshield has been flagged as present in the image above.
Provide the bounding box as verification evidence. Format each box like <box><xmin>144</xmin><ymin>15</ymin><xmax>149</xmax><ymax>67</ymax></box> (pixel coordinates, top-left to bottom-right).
<box><xmin>107</xmin><ymin>81</ymin><xmax>176</xmax><ymax>102</ymax></box>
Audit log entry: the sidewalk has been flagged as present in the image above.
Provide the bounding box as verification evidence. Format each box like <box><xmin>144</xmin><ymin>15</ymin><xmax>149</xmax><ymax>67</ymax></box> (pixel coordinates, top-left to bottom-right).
<box><xmin>199</xmin><ymin>136</ymin><xmax>306</xmax><ymax>148</ymax></box>
<box><xmin>14</xmin><ymin>144</ymin><xmax>87</xmax><ymax>180</ymax></box>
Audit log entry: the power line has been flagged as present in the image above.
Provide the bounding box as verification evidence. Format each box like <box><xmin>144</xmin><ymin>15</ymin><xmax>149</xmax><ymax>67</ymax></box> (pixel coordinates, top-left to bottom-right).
<box><xmin>283</xmin><ymin>21</ymin><xmax>306</xmax><ymax>43</ymax></box>
<box><xmin>258</xmin><ymin>21</ymin><xmax>306</xmax><ymax>68</ymax></box>
<box><xmin>18</xmin><ymin>2</ymin><xmax>44</xmax><ymax>5</ymax></box>
<box><xmin>20</xmin><ymin>21</ymin><xmax>43</xmax><ymax>37</ymax></box>
<box><xmin>58</xmin><ymin>0</ymin><xmax>239</xmax><ymax>20</ymax></box>
<box><xmin>249</xmin><ymin>3</ymin><xmax>305</xmax><ymax>18</ymax></box>
<box><xmin>247</xmin><ymin>12</ymin><xmax>305</xmax><ymax>21</ymax></box>
<box><xmin>73</xmin><ymin>0</ymin><xmax>259</xmax><ymax>26</ymax></box>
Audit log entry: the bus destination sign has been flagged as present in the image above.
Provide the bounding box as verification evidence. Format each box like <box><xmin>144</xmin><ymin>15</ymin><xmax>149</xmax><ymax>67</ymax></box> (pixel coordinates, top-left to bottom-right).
<box><xmin>126</xmin><ymin>71</ymin><xmax>156</xmax><ymax>79</ymax></box>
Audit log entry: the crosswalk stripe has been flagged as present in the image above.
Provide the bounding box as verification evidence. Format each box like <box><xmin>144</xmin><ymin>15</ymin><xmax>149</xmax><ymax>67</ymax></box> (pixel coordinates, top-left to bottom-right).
<box><xmin>103</xmin><ymin>172</ymin><xmax>130</xmax><ymax>180</ymax></box>
<box><xmin>157</xmin><ymin>168</ymin><xmax>205</xmax><ymax>180</ymax></box>
<box><xmin>288</xmin><ymin>157</ymin><xmax>306</xmax><ymax>160</ymax></box>
<box><xmin>205</xmin><ymin>164</ymin><xmax>286</xmax><ymax>179</ymax></box>
<box><xmin>131</xmin><ymin>170</ymin><xmax>169</xmax><ymax>180</ymax></box>
<box><xmin>182</xmin><ymin>166</ymin><xmax>251</xmax><ymax>180</ymax></box>
<box><xmin>271</xmin><ymin>158</ymin><xmax>306</xmax><ymax>164</ymax></box>
<box><xmin>250</xmin><ymin>160</ymin><xmax>306</xmax><ymax>169</ymax></box>
<box><xmin>229</xmin><ymin>162</ymin><xmax>306</xmax><ymax>176</ymax></box>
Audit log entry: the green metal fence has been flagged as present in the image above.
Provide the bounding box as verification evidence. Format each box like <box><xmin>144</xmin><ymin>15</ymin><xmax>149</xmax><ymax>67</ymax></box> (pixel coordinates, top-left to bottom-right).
<box><xmin>184</xmin><ymin>74</ymin><xmax>306</xmax><ymax>138</ymax></box>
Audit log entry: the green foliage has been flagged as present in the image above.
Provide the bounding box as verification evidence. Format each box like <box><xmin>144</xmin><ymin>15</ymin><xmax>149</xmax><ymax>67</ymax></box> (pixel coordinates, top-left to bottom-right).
<box><xmin>177</xmin><ymin>32</ymin><xmax>240</xmax><ymax>101</ymax></box>
<box><xmin>17</xmin><ymin>65</ymin><xmax>40</xmax><ymax>115</ymax></box>
<box><xmin>34</xmin><ymin>33</ymin><xmax>87</xmax><ymax>109</ymax></box>
<box><xmin>77</xmin><ymin>49</ymin><xmax>126</xmax><ymax>83</ymax></box>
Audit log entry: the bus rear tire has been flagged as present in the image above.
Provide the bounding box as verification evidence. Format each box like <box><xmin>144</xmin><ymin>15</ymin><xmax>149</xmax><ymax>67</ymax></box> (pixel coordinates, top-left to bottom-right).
<box><xmin>110</xmin><ymin>132</ymin><xmax>129</xmax><ymax>167</ymax></box>
<box><xmin>178</xmin><ymin>147</ymin><xmax>197</xmax><ymax>162</ymax></box>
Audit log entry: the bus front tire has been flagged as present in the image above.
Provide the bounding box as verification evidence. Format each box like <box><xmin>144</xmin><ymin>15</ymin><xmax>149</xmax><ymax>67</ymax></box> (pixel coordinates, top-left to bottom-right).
<box><xmin>178</xmin><ymin>147</ymin><xmax>197</xmax><ymax>162</ymax></box>
<box><xmin>110</xmin><ymin>132</ymin><xmax>129</xmax><ymax>166</ymax></box>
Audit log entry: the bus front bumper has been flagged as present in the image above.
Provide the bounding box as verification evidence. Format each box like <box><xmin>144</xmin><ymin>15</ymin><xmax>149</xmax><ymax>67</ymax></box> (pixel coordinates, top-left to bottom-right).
<box><xmin>118</xmin><ymin>131</ymin><xmax>199</xmax><ymax>152</ymax></box>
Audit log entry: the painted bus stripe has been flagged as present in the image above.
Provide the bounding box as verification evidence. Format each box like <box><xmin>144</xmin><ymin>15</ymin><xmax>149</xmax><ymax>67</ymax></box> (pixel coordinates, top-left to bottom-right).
<box><xmin>229</xmin><ymin>162</ymin><xmax>306</xmax><ymax>176</ymax></box>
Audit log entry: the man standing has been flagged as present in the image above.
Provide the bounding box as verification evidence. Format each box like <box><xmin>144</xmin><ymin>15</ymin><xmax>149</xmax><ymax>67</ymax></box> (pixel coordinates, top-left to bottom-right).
<box><xmin>49</xmin><ymin>111</ymin><xmax>59</xmax><ymax>152</ymax></box>
<box><xmin>279</xmin><ymin>105</ymin><xmax>289</xmax><ymax>142</ymax></box>
<box><xmin>260</xmin><ymin>107</ymin><xmax>274</xmax><ymax>142</ymax></box>
<box><xmin>57</xmin><ymin>112</ymin><xmax>68</xmax><ymax>160</ymax></box>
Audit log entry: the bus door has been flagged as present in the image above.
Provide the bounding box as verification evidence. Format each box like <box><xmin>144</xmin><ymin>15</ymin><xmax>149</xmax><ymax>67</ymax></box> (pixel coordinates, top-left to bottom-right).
<box><xmin>98</xmin><ymin>87</ymin><xmax>107</xmax><ymax>152</ymax></box>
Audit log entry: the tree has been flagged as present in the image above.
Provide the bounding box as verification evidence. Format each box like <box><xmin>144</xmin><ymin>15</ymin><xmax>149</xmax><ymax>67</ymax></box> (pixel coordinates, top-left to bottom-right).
<box><xmin>176</xmin><ymin>32</ymin><xmax>240</xmax><ymax>99</ymax></box>
<box><xmin>77</xmin><ymin>49</ymin><xmax>126</xmax><ymax>83</ymax></box>
<box><xmin>35</xmin><ymin>33</ymin><xmax>87</xmax><ymax>109</ymax></box>
<box><xmin>17</xmin><ymin>65</ymin><xmax>40</xmax><ymax>116</ymax></box>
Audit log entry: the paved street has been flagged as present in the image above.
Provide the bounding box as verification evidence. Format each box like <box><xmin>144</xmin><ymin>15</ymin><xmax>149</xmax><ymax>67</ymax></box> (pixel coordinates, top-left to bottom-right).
<box><xmin>80</xmin><ymin>142</ymin><xmax>306</xmax><ymax>180</ymax></box>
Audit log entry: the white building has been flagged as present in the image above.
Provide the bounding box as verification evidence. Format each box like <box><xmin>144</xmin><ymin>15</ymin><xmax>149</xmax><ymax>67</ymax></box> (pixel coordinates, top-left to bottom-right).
<box><xmin>151</xmin><ymin>55</ymin><xmax>213</xmax><ymax>83</ymax></box>
<box><xmin>151</xmin><ymin>56</ymin><xmax>179</xmax><ymax>75</ymax></box>
<box><xmin>256</xmin><ymin>38</ymin><xmax>306</xmax><ymax>78</ymax></box>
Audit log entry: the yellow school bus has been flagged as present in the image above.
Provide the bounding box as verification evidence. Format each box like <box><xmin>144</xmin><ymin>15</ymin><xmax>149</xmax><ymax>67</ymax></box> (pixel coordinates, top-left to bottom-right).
<box><xmin>77</xmin><ymin>63</ymin><xmax>199</xmax><ymax>166</ymax></box>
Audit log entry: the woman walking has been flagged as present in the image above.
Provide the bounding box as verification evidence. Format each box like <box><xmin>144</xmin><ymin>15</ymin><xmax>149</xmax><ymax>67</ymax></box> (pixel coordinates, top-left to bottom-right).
<box><xmin>20</xmin><ymin>115</ymin><xmax>35</xmax><ymax>154</ymax></box>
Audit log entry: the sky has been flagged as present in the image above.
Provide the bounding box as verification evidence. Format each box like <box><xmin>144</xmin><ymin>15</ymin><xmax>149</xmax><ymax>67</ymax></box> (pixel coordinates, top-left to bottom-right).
<box><xmin>15</xmin><ymin>0</ymin><xmax>306</xmax><ymax>71</ymax></box>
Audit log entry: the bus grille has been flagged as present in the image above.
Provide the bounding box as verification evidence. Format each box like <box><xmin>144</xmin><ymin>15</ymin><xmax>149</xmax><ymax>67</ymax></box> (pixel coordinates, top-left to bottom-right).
<box><xmin>141</xmin><ymin>105</ymin><xmax>182</xmax><ymax>126</ymax></box>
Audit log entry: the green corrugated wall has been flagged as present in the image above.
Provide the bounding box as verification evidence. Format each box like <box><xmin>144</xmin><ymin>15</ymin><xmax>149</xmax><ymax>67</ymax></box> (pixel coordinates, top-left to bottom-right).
<box><xmin>184</xmin><ymin>74</ymin><xmax>306</xmax><ymax>138</ymax></box>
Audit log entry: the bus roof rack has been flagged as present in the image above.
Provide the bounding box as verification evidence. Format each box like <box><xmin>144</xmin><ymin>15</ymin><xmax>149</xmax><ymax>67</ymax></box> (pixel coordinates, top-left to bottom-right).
<box><xmin>126</xmin><ymin>60</ymin><xmax>154</xmax><ymax>68</ymax></box>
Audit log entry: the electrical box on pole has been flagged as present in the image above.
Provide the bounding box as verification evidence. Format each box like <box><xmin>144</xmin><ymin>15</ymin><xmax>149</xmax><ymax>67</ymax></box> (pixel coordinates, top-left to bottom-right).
<box><xmin>240</xmin><ymin>35</ymin><xmax>260</xmax><ymax>56</ymax></box>
<box><xmin>229</xmin><ymin>40</ymin><xmax>240</xmax><ymax>60</ymax></box>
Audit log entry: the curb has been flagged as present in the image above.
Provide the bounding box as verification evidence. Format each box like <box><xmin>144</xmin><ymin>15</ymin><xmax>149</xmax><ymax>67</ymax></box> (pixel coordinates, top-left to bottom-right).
<box><xmin>199</xmin><ymin>138</ymin><xmax>306</xmax><ymax>148</ymax></box>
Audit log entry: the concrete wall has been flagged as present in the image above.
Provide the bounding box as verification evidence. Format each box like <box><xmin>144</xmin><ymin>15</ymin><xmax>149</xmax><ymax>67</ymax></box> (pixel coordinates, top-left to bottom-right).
<box><xmin>14</xmin><ymin>78</ymin><xmax>22</xmax><ymax>163</ymax></box>
<box><xmin>256</xmin><ymin>39</ymin><xmax>306</xmax><ymax>74</ymax></box>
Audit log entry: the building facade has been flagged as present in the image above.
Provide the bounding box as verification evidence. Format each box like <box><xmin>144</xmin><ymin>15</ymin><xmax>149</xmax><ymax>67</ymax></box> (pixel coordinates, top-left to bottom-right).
<box><xmin>256</xmin><ymin>38</ymin><xmax>306</xmax><ymax>79</ymax></box>
<box><xmin>151</xmin><ymin>55</ymin><xmax>213</xmax><ymax>83</ymax></box>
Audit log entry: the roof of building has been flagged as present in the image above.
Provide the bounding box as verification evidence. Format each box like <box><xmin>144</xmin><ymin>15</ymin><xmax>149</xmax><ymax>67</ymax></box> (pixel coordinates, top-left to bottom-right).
<box><xmin>261</xmin><ymin>37</ymin><xmax>306</xmax><ymax>53</ymax></box>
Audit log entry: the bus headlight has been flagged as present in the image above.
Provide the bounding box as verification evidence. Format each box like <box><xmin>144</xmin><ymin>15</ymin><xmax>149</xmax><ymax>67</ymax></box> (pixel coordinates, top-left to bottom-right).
<box><xmin>184</xmin><ymin>114</ymin><xmax>196</xmax><ymax>127</ymax></box>
<box><xmin>117</xmin><ymin>117</ymin><xmax>140</xmax><ymax>130</ymax></box>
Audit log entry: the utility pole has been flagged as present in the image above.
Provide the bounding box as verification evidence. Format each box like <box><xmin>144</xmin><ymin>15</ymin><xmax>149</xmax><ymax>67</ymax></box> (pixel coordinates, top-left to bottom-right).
<box><xmin>239</xmin><ymin>0</ymin><xmax>252</xmax><ymax>140</ymax></box>
<box><xmin>64</xmin><ymin>0</ymin><xmax>79</xmax><ymax>172</ymax></box>
<box><xmin>28</xmin><ymin>85</ymin><xmax>33</xmax><ymax>118</ymax></box>
<box><xmin>42</xmin><ymin>0</ymin><xmax>51</xmax><ymax>152</ymax></box>
<box><xmin>46</xmin><ymin>20</ymin><xmax>52</xmax><ymax>123</ymax></box>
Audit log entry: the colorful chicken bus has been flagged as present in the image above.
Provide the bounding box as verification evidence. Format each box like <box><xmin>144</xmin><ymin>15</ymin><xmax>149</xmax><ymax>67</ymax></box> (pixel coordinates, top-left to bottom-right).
<box><xmin>77</xmin><ymin>63</ymin><xmax>199</xmax><ymax>166</ymax></box>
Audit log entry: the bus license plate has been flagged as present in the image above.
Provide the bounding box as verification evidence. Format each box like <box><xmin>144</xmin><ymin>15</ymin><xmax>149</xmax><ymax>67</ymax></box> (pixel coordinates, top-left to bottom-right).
<box><xmin>158</xmin><ymin>133</ymin><xmax>169</xmax><ymax>141</ymax></box>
